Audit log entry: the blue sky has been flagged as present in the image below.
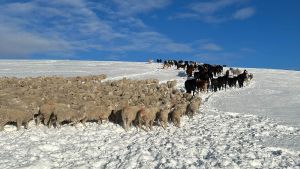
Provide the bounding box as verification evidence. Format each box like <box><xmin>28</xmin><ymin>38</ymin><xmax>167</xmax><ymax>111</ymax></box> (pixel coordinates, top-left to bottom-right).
<box><xmin>0</xmin><ymin>0</ymin><xmax>299</xmax><ymax>70</ymax></box>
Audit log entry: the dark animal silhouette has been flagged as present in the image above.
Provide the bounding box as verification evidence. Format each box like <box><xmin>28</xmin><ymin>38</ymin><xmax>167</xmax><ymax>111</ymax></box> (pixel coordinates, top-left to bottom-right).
<box><xmin>185</xmin><ymin>79</ymin><xmax>196</xmax><ymax>96</ymax></box>
<box><xmin>186</xmin><ymin>65</ymin><xmax>194</xmax><ymax>77</ymax></box>
<box><xmin>237</xmin><ymin>70</ymin><xmax>248</xmax><ymax>88</ymax></box>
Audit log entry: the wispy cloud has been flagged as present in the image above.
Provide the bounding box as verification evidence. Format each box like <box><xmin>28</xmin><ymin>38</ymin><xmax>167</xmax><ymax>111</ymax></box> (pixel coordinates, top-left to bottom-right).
<box><xmin>240</xmin><ymin>48</ymin><xmax>256</xmax><ymax>52</ymax></box>
<box><xmin>0</xmin><ymin>0</ymin><xmax>189</xmax><ymax>58</ymax></box>
<box><xmin>201</xmin><ymin>43</ymin><xmax>223</xmax><ymax>51</ymax></box>
<box><xmin>189</xmin><ymin>0</ymin><xmax>242</xmax><ymax>14</ymax></box>
<box><xmin>112</xmin><ymin>0</ymin><xmax>171</xmax><ymax>16</ymax></box>
<box><xmin>170</xmin><ymin>0</ymin><xmax>255</xmax><ymax>23</ymax></box>
<box><xmin>0</xmin><ymin>25</ymin><xmax>72</xmax><ymax>57</ymax></box>
<box><xmin>233</xmin><ymin>7</ymin><xmax>256</xmax><ymax>20</ymax></box>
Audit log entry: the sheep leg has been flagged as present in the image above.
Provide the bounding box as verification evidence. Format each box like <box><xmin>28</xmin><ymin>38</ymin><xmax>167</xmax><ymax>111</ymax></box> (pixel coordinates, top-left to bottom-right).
<box><xmin>24</xmin><ymin>122</ymin><xmax>29</xmax><ymax>129</ymax></box>
<box><xmin>140</xmin><ymin>118</ymin><xmax>148</xmax><ymax>131</ymax></box>
<box><xmin>34</xmin><ymin>114</ymin><xmax>41</xmax><ymax>125</ymax></box>
<box><xmin>124</xmin><ymin>120</ymin><xmax>129</xmax><ymax>131</ymax></box>
<box><xmin>138</xmin><ymin>119</ymin><xmax>142</xmax><ymax>129</ymax></box>
<box><xmin>81</xmin><ymin>118</ymin><xmax>87</xmax><ymax>127</ymax></box>
<box><xmin>145</xmin><ymin>121</ymin><xmax>150</xmax><ymax>131</ymax></box>
<box><xmin>0</xmin><ymin>122</ymin><xmax>5</xmax><ymax>131</ymax></box>
<box><xmin>141</xmin><ymin>125</ymin><xmax>148</xmax><ymax>132</ymax></box>
<box><xmin>177</xmin><ymin>119</ymin><xmax>181</xmax><ymax>128</ymax></box>
<box><xmin>161</xmin><ymin>120</ymin><xmax>168</xmax><ymax>129</ymax></box>
<box><xmin>188</xmin><ymin>111</ymin><xmax>194</xmax><ymax>119</ymax></box>
<box><xmin>69</xmin><ymin>121</ymin><xmax>76</xmax><ymax>126</ymax></box>
<box><xmin>149</xmin><ymin>120</ymin><xmax>154</xmax><ymax>130</ymax></box>
<box><xmin>16</xmin><ymin>120</ymin><xmax>21</xmax><ymax>130</ymax></box>
<box><xmin>43</xmin><ymin>114</ymin><xmax>50</xmax><ymax>126</ymax></box>
<box><xmin>56</xmin><ymin>122</ymin><xmax>61</xmax><ymax>129</ymax></box>
<box><xmin>174</xmin><ymin>118</ymin><xmax>180</xmax><ymax>128</ymax></box>
<box><xmin>101</xmin><ymin>118</ymin><xmax>108</xmax><ymax>124</ymax></box>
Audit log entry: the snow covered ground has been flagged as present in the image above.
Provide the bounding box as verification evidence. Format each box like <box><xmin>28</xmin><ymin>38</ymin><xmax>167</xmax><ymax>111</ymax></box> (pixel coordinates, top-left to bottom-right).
<box><xmin>0</xmin><ymin>60</ymin><xmax>299</xmax><ymax>169</ymax></box>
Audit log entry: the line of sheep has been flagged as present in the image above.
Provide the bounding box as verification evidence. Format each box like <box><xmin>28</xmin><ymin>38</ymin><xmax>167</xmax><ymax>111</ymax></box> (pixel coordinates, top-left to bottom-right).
<box><xmin>0</xmin><ymin>75</ymin><xmax>201</xmax><ymax>132</ymax></box>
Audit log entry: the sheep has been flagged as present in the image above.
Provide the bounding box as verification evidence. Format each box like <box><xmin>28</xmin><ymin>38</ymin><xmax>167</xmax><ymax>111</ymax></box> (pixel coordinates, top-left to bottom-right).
<box><xmin>183</xmin><ymin>93</ymin><xmax>193</xmax><ymax>102</ymax></box>
<box><xmin>158</xmin><ymin>101</ymin><xmax>172</xmax><ymax>129</ymax></box>
<box><xmin>186</xmin><ymin>96</ymin><xmax>202</xmax><ymax>118</ymax></box>
<box><xmin>81</xmin><ymin>103</ymin><xmax>114</xmax><ymax>125</ymax></box>
<box><xmin>171</xmin><ymin>102</ymin><xmax>188</xmax><ymax>128</ymax></box>
<box><xmin>38</xmin><ymin>102</ymin><xmax>55</xmax><ymax>127</ymax></box>
<box><xmin>121</xmin><ymin>105</ymin><xmax>144</xmax><ymax>131</ymax></box>
<box><xmin>145</xmin><ymin>79</ymin><xmax>159</xmax><ymax>85</ymax></box>
<box><xmin>1</xmin><ymin>74</ymin><xmax>200</xmax><ymax>131</ymax></box>
<box><xmin>137</xmin><ymin>106</ymin><xmax>160</xmax><ymax>131</ymax></box>
<box><xmin>51</xmin><ymin>103</ymin><xmax>86</xmax><ymax>128</ymax></box>
<box><xmin>167</xmin><ymin>80</ymin><xmax>177</xmax><ymax>89</ymax></box>
<box><xmin>0</xmin><ymin>106</ymin><xmax>33</xmax><ymax>131</ymax></box>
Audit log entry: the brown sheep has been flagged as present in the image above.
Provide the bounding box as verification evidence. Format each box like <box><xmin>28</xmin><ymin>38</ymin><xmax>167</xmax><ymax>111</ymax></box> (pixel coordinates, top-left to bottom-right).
<box><xmin>121</xmin><ymin>105</ymin><xmax>144</xmax><ymax>131</ymax></box>
<box><xmin>0</xmin><ymin>106</ymin><xmax>33</xmax><ymax>131</ymax></box>
<box><xmin>38</xmin><ymin>102</ymin><xmax>55</xmax><ymax>127</ymax></box>
<box><xmin>51</xmin><ymin>103</ymin><xmax>86</xmax><ymax>128</ymax></box>
<box><xmin>81</xmin><ymin>104</ymin><xmax>114</xmax><ymax>125</ymax></box>
<box><xmin>137</xmin><ymin>106</ymin><xmax>160</xmax><ymax>131</ymax></box>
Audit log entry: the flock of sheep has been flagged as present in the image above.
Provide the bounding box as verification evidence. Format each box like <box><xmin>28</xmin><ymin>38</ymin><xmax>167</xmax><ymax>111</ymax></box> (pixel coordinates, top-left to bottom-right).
<box><xmin>0</xmin><ymin>75</ymin><xmax>201</xmax><ymax>132</ymax></box>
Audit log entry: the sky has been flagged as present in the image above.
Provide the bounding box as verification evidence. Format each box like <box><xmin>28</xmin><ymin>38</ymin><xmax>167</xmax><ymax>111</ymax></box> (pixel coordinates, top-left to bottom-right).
<box><xmin>0</xmin><ymin>0</ymin><xmax>299</xmax><ymax>70</ymax></box>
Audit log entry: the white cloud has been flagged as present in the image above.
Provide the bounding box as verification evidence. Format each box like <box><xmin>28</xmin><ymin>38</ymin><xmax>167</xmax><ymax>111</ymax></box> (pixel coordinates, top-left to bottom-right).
<box><xmin>112</xmin><ymin>0</ymin><xmax>171</xmax><ymax>16</ymax></box>
<box><xmin>171</xmin><ymin>0</ymin><xmax>254</xmax><ymax>23</ymax></box>
<box><xmin>201</xmin><ymin>43</ymin><xmax>223</xmax><ymax>51</ymax></box>
<box><xmin>0</xmin><ymin>0</ymin><xmax>193</xmax><ymax>58</ymax></box>
<box><xmin>189</xmin><ymin>0</ymin><xmax>242</xmax><ymax>14</ymax></box>
<box><xmin>0</xmin><ymin>25</ymin><xmax>72</xmax><ymax>56</ymax></box>
<box><xmin>109</xmin><ymin>31</ymin><xmax>192</xmax><ymax>53</ymax></box>
<box><xmin>233</xmin><ymin>7</ymin><xmax>256</xmax><ymax>20</ymax></box>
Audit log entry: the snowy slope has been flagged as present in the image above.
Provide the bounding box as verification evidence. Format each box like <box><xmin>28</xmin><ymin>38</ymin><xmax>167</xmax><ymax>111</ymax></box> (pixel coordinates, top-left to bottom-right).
<box><xmin>0</xmin><ymin>60</ymin><xmax>299</xmax><ymax>169</ymax></box>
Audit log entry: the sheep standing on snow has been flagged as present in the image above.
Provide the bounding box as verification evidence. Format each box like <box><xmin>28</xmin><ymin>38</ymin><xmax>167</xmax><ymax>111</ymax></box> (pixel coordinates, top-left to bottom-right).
<box><xmin>167</xmin><ymin>80</ymin><xmax>177</xmax><ymax>89</ymax></box>
<box><xmin>158</xmin><ymin>101</ymin><xmax>172</xmax><ymax>129</ymax></box>
<box><xmin>38</xmin><ymin>102</ymin><xmax>55</xmax><ymax>127</ymax></box>
<box><xmin>137</xmin><ymin>106</ymin><xmax>160</xmax><ymax>131</ymax></box>
<box><xmin>186</xmin><ymin>96</ymin><xmax>202</xmax><ymax>118</ymax></box>
<box><xmin>0</xmin><ymin>106</ymin><xmax>33</xmax><ymax>131</ymax></box>
<box><xmin>121</xmin><ymin>105</ymin><xmax>144</xmax><ymax>131</ymax></box>
<box><xmin>81</xmin><ymin>103</ymin><xmax>114</xmax><ymax>125</ymax></box>
<box><xmin>50</xmin><ymin>103</ymin><xmax>86</xmax><ymax>128</ymax></box>
<box><xmin>0</xmin><ymin>74</ymin><xmax>203</xmax><ymax>132</ymax></box>
<box><xmin>171</xmin><ymin>102</ymin><xmax>188</xmax><ymax>128</ymax></box>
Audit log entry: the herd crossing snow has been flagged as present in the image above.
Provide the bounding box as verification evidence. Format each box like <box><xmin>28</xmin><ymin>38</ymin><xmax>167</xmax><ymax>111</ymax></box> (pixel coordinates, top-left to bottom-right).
<box><xmin>0</xmin><ymin>60</ymin><xmax>299</xmax><ymax>169</ymax></box>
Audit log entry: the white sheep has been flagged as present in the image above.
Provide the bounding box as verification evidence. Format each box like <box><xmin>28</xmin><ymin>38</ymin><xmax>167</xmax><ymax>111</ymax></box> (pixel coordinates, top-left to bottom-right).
<box><xmin>158</xmin><ymin>102</ymin><xmax>172</xmax><ymax>129</ymax></box>
<box><xmin>167</xmin><ymin>80</ymin><xmax>177</xmax><ymax>88</ymax></box>
<box><xmin>171</xmin><ymin>102</ymin><xmax>188</xmax><ymax>128</ymax></box>
<box><xmin>186</xmin><ymin>96</ymin><xmax>202</xmax><ymax>118</ymax></box>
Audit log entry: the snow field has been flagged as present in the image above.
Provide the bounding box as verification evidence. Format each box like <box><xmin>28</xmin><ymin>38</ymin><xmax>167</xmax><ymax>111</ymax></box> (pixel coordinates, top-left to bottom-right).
<box><xmin>0</xmin><ymin>60</ymin><xmax>299</xmax><ymax>168</ymax></box>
